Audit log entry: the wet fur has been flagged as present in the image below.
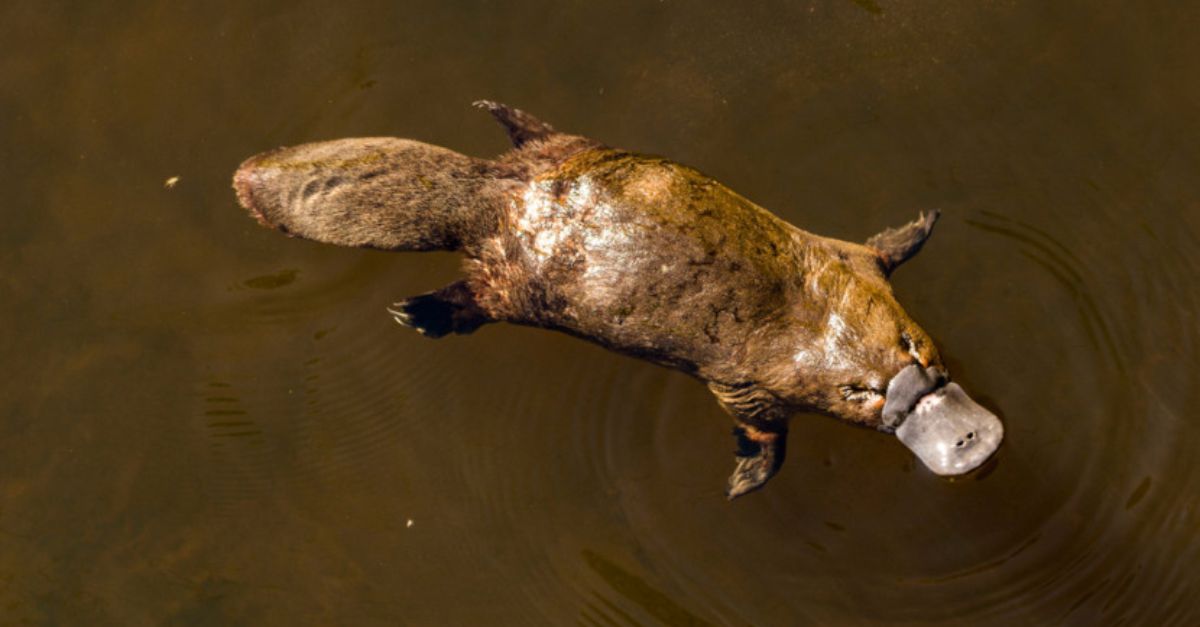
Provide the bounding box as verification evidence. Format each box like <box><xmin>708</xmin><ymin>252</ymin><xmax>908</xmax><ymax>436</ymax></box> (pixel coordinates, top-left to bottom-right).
<box><xmin>233</xmin><ymin>102</ymin><xmax>941</xmax><ymax>499</ymax></box>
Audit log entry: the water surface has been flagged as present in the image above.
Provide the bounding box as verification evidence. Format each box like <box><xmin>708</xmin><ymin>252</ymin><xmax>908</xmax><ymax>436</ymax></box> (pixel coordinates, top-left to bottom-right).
<box><xmin>2</xmin><ymin>1</ymin><xmax>1199</xmax><ymax>624</ymax></box>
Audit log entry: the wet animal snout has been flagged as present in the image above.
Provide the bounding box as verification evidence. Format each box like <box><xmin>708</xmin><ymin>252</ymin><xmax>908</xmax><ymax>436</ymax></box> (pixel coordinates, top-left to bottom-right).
<box><xmin>913</xmin><ymin>391</ymin><xmax>985</xmax><ymax>447</ymax></box>
<box><xmin>882</xmin><ymin>364</ymin><xmax>946</xmax><ymax>429</ymax></box>
<box><xmin>885</xmin><ymin>365</ymin><xmax>1003</xmax><ymax>476</ymax></box>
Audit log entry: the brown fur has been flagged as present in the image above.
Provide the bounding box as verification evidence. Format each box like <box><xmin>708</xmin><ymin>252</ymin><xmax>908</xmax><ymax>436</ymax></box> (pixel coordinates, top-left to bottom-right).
<box><xmin>232</xmin><ymin>102</ymin><xmax>944</xmax><ymax>498</ymax></box>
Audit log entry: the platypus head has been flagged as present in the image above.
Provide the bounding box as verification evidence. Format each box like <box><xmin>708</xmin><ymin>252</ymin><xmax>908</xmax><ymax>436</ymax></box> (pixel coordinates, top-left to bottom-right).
<box><xmin>766</xmin><ymin>211</ymin><xmax>1003</xmax><ymax>476</ymax></box>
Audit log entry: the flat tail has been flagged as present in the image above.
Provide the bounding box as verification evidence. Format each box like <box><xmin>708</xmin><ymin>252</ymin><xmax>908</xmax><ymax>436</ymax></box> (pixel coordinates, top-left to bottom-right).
<box><xmin>233</xmin><ymin>137</ymin><xmax>508</xmax><ymax>252</ymax></box>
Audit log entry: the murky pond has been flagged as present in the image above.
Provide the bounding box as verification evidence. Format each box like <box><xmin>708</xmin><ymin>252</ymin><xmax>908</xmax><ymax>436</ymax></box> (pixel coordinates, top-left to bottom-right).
<box><xmin>3</xmin><ymin>1</ymin><xmax>1198</xmax><ymax>624</ymax></box>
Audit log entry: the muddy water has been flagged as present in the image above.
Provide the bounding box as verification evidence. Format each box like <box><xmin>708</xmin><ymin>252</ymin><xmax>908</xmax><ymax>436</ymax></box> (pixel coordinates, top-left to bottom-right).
<box><xmin>3</xmin><ymin>1</ymin><xmax>1199</xmax><ymax>624</ymax></box>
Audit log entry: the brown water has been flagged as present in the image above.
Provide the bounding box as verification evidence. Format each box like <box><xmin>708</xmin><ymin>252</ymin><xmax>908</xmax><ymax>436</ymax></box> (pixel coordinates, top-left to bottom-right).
<box><xmin>3</xmin><ymin>1</ymin><xmax>1199</xmax><ymax>625</ymax></box>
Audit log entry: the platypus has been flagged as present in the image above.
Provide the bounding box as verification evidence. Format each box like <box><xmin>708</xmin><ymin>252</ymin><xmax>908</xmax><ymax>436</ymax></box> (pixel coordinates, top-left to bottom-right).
<box><xmin>233</xmin><ymin>101</ymin><xmax>1003</xmax><ymax>499</ymax></box>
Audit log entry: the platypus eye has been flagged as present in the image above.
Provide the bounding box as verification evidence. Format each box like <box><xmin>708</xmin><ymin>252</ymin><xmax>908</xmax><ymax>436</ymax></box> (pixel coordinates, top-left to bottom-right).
<box><xmin>840</xmin><ymin>385</ymin><xmax>884</xmax><ymax>403</ymax></box>
<box><xmin>900</xmin><ymin>332</ymin><xmax>924</xmax><ymax>364</ymax></box>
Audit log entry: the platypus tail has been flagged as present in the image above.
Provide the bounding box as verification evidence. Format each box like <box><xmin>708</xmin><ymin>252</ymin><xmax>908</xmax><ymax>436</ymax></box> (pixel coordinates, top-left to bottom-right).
<box><xmin>234</xmin><ymin>137</ymin><xmax>517</xmax><ymax>252</ymax></box>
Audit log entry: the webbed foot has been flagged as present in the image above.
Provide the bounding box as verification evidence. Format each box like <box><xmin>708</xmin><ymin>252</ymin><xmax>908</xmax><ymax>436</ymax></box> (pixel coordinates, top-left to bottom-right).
<box><xmin>726</xmin><ymin>427</ymin><xmax>787</xmax><ymax>500</ymax></box>
<box><xmin>387</xmin><ymin>280</ymin><xmax>490</xmax><ymax>338</ymax></box>
<box><xmin>865</xmin><ymin>210</ymin><xmax>940</xmax><ymax>275</ymax></box>
<box><xmin>473</xmin><ymin>100</ymin><xmax>558</xmax><ymax>148</ymax></box>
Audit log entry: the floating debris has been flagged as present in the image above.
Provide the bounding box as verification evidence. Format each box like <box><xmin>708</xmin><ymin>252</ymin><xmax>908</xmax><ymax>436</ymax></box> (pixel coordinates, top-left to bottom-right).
<box><xmin>406</xmin><ymin>519</ymin><xmax>414</xmax><ymax>528</ymax></box>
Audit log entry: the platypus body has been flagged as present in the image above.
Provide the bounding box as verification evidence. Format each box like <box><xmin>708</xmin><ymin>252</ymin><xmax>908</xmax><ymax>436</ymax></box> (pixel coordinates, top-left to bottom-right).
<box><xmin>234</xmin><ymin>101</ymin><xmax>1002</xmax><ymax>498</ymax></box>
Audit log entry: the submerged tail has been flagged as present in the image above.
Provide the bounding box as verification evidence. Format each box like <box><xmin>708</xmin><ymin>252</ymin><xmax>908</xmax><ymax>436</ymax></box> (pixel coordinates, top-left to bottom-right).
<box><xmin>233</xmin><ymin>137</ymin><xmax>515</xmax><ymax>251</ymax></box>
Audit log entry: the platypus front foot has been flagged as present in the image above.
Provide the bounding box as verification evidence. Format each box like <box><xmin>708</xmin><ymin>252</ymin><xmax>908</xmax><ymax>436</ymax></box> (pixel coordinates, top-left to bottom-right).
<box><xmin>387</xmin><ymin>280</ymin><xmax>491</xmax><ymax>338</ymax></box>
<box><xmin>726</xmin><ymin>426</ymin><xmax>787</xmax><ymax>500</ymax></box>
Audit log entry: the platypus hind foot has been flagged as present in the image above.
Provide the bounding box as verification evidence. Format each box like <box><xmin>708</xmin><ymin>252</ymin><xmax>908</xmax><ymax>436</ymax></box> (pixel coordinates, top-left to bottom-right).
<box><xmin>726</xmin><ymin>427</ymin><xmax>788</xmax><ymax>500</ymax></box>
<box><xmin>388</xmin><ymin>281</ymin><xmax>490</xmax><ymax>338</ymax></box>
<box><xmin>473</xmin><ymin>100</ymin><xmax>558</xmax><ymax>148</ymax></box>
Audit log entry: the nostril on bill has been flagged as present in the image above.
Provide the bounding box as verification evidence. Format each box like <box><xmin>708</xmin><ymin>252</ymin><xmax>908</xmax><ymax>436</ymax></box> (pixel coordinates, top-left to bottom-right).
<box><xmin>892</xmin><ymin>381</ymin><xmax>1003</xmax><ymax>476</ymax></box>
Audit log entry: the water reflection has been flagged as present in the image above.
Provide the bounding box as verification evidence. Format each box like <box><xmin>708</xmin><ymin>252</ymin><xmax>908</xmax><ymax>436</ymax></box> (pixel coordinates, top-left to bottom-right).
<box><xmin>240</xmin><ymin>269</ymin><xmax>300</xmax><ymax>290</ymax></box>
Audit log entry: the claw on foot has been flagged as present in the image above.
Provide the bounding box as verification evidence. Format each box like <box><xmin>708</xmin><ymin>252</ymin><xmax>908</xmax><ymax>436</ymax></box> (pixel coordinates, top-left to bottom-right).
<box><xmin>387</xmin><ymin>305</ymin><xmax>412</xmax><ymax>327</ymax></box>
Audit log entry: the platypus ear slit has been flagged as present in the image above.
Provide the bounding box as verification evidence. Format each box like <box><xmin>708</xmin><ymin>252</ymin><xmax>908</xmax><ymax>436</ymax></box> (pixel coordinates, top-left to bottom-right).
<box><xmin>865</xmin><ymin>210</ymin><xmax>941</xmax><ymax>276</ymax></box>
<box><xmin>473</xmin><ymin>100</ymin><xmax>558</xmax><ymax>148</ymax></box>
